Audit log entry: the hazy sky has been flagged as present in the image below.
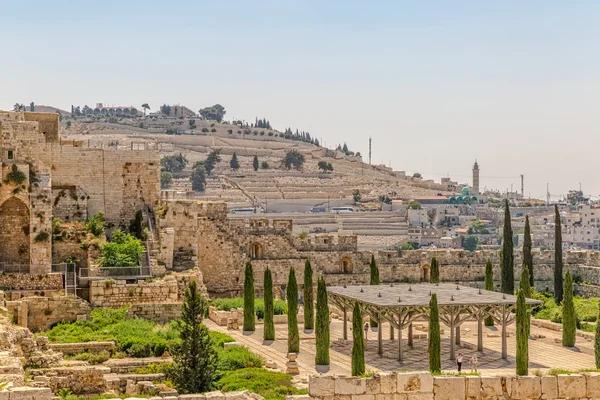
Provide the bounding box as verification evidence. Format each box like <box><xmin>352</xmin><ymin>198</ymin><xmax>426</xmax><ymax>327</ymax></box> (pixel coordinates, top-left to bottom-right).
<box><xmin>3</xmin><ymin>1</ymin><xmax>599</xmax><ymax>200</ymax></box>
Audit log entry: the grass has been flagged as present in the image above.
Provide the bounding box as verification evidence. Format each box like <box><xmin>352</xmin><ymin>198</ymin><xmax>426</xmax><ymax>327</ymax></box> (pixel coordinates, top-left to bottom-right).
<box><xmin>211</xmin><ymin>298</ymin><xmax>288</xmax><ymax>319</ymax></box>
<box><xmin>215</xmin><ymin>368</ymin><xmax>307</xmax><ymax>400</ymax></box>
<box><xmin>531</xmin><ymin>290</ymin><xmax>600</xmax><ymax>327</ymax></box>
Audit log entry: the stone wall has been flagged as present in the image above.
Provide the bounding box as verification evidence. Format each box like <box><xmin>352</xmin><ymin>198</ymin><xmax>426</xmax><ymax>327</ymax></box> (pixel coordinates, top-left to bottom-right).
<box><xmin>308</xmin><ymin>371</ymin><xmax>600</xmax><ymax>400</ymax></box>
<box><xmin>89</xmin><ymin>277</ymin><xmax>178</xmax><ymax>308</ymax></box>
<box><xmin>48</xmin><ymin>341</ymin><xmax>115</xmax><ymax>355</ymax></box>
<box><xmin>126</xmin><ymin>303</ymin><xmax>182</xmax><ymax>323</ymax></box>
<box><xmin>51</xmin><ymin>185</ymin><xmax>88</xmax><ymax>221</ymax></box>
<box><xmin>0</xmin><ymin>273</ymin><xmax>63</xmax><ymax>291</ymax></box>
<box><xmin>23</xmin><ymin>295</ymin><xmax>91</xmax><ymax>331</ymax></box>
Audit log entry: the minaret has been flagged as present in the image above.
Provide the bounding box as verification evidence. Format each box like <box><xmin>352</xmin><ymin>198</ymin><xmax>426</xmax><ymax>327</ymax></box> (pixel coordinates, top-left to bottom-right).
<box><xmin>472</xmin><ymin>160</ymin><xmax>480</xmax><ymax>195</ymax></box>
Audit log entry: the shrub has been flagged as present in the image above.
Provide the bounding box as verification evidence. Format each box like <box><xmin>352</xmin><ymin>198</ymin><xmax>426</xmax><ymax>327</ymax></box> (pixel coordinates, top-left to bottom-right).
<box><xmin>85</xmin><ymin>212</ymin><xmax>105</xmax><ymax>237</ymax></box>
<box><xmin>74</xmin><ymin>350</ymin><xmax>110</xmax><ymax>364</ymax></box>
<box><xmin>215</xmin><ymin>368</ymin><xmax>304</xmax><ymax>400</ymax></box>
<box><xmin>211</xmin><ymin>298</ymin><xmax>287</xmax><ymax>319</ymax></box>
<box><xmin>5</xmin><ymin>164</ymin><xmax>27</xmax><ymax>185</ymax></box>
<box><xmin>217</xmin><ymin>346</ymin><xmax>263</xmax><ymax>370</ymax></box>
<box><xmin>98</xmin><ymin>229</ymin><xmax>145</xmax><ymax>268</ymax></box>
<box><xmin>34</xmin><ymin>231</ymin><xmax>50</xmax><ymax>242</ymax></box>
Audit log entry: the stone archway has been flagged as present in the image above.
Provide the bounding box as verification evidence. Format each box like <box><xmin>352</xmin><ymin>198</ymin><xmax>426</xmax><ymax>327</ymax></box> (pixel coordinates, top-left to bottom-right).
<box><xmin>340</xmin><ymin>256</ymin><xmax>353</xmax><ymax>274</ymax></box>
<box><xmin>421</xmin><ymin>264</ymin><xmax>430</xmax><ymax>282</ymax></box>
<box><xmin>0</xmin><ymin>197</ymin><xmax>30</xmax><ymax>266</ymax></box>
<box><xmin>249</xmin><ymin>242</ymin><xmax>263</xmax><ymax>259</ymax></box>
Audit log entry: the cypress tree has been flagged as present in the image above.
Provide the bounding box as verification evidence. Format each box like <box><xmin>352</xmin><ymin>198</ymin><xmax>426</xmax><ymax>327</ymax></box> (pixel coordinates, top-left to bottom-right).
<box><xmin>519</xmin><ymin>264</ymin><xmax>531</xmax><ymax>299</ymax></box>
<box><xmin>369</xmin><ymin>254</ymin><xmax>380</xmax><ymax>328</ymax></box>
<box><xmin>555</xmin><ymin>205</ymin><xmax>564</xmax><ymax>304</ymax></box>
<box><xmin>315</xmin><ymin>276</ymin><xmax>330</xmax><ymax>366</ymax></box>
<box><xmin>595</xmin><ymin>302</ymin><xmax>600</xmax><ymax>369</ymax></box>
<box><xmin>253</xmin><ymin>155</ymin><xmax>259</xmax><ymax>171</ymax></box>
<box><xmin>287</xmin><ymin>267</ymin><xmax>300</xmax><ymax>353</ymax></box>
<box><xmin>523</xmin><ymin>215</ymin><xmax>534</xmax><ymax>286</ymax></box>
<box><xmin>562</xmin><ymin>271</ymin><xmax>576</xmax><ymax>347</ymax></box>
<box><xmin>170</xmin><ymin>281</ymin><xmax>217</xmax><ymax>393</ymax></box>
<box><xmin>484</xmin><ymin>260</ymin><xmax>494</xmax><ymax>326</ymax></box>
<box><xmin>230</xmin><ymin>152</ymin><xmax>240</xmax><ymax>170</ymax></box>
<box><xmin>501</xmin><ymin>199</ymin><xmax>514</xmax><ymax>294</ymax></box>
<box><xmin>351</xmin><ymin>301</ymin><xmax>365</xmax><ymax>376</ymax></box>
<box><xmin>515</xmin><ymin>288</ymin><xmax>528</xmax><ymax>376</ymax></box>
<box><xmin>243</xmin><ymin>261</ymin><xmax>255</xmax><ymax>332</ymax></box>
<box><xmin>263</xmin><ymin>267</ymin><xmax>275</xmax><ymax>341</ymax></box>
<box><xmin>430</xmin><ymin>257</ymin><xmax>440</xmax><ymax>283</ymax></box>
<box><xmin>428</xmin><ymin>293</ymin><xmax>441</xmax><ymax>374</ymax></box>
<box><xmin>303</xmin><ymin>259</ymin><xmax>314</xmax><ymax>330</ymax></box>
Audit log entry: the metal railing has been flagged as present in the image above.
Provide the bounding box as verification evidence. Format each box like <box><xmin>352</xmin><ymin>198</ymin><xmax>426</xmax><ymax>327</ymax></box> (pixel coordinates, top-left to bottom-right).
<box><xmin>79</xmin><ymin>265</ymin><xmax>151</xmax><ymax>279</ymax></box>
<box><xmin>0</xmin><ymin>263</ymin><xmax>69</xmax><ymax>275</ymax></box>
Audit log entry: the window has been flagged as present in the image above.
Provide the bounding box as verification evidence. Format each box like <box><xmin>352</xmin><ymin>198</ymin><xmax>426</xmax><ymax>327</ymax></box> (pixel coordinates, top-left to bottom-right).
<box><xmin>7</xmin><ymin>150</ymin><xmax>13</xmax><ymax>160</ymax></box>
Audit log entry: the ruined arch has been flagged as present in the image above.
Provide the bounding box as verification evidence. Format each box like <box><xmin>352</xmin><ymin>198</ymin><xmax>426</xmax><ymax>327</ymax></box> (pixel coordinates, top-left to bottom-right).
<box><xmin>340</xmin><ymin>256</ymin><xmax>353</xmax><ymax>274</ymax></box>
<box><xmin>0</xmin><ymin>197</ymin><xmax>30</xmax><ymax>266</ymax></box>
<box><xmin>249</xmin><ymin>242</ymin><xmax>263</xmax><ymax>259</ymax></box>
<box><xmin>421</xmin><ymin>264</ymin><xmax>430</xmax><ymax>283</ymax></box>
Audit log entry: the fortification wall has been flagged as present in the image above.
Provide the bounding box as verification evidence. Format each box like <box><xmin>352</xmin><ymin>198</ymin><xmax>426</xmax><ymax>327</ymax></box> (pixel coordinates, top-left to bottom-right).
<box><xmin>89</xmin><ymin>277</ymin><xmax>179</xmax><ymax>308</ymax></box>
<box><xmin>0</xmin><ymin>273</ymin><xmax>63</xmax><ymax>291</ymax></box>
<box><xmin>52</xmin><ymin>186</ymin><xmax>88</xmax><ymax>221</ymax></box>
<box><xmin>308</xmin><ymin>371</ymin><xmax>600</xmax><ymax>400</ymax></box>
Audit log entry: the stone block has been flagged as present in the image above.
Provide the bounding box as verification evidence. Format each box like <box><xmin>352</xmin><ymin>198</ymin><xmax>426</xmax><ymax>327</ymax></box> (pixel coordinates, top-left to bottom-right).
<box><xmin>309</xmin><ymin>375</ymin><xmax>335</xmax><ymax>397</ymax></box>
<box><xmin>225</xmin><ymin>391</ymin><xmax>251</xmax><ymax>400</ymax></box>
<box><xmin>7</xmin><ymin>387</ymin><xmax>52</xmax><ymax>400</ymax></box>
<box><xmin>205</xmin><ymin>391</ymin><xmax>226</xmax><ymax>400</ymax></box>
<box><xmin>540</xmin><ymin>375</ymin><xmax>557</xmax><ymax>399</ymax></box>
<box><xmin>433</xmin><ymin>376</ymin><xmax>465</xmax><ymax>400</ymax></box>
<box><xmin>353</xmin><ymin>395</ymin><xmax>374</xmax><ymax>400</ymax></box>
<box><xmin>334</xmin><ymin>376</ymin><xmax>366</xmax><ymax>395</ymax></box>
<box><xmin>557</xmin><ymin>374</ymin><xmax>586</xmax><ymax>399</ymax></box>
<box><xmin>586</xmin><ymin>372</ymin><xmax>600</xmax><ymax>397</ymax></box>
<box><xmin>365</xmin><ymin>375</ymin><xmax>381</xmax><ymax>395</ymax></box>
<box><xmin>178</xmin><ymin>396</ymin><xmax>207</xmax><ymax>400</ymax></box>
<box><xmin>405</xmin><ymin>393</ymin><xmax>433</xmax><ymax>400</ymax></box>
<box><xmin>480</xmin><ymin>377</ymin><xmax>503</xmax><ymax>400</ymax></box>
<box><xmin>465</xmin><ymin>376</ymin><xmax>481</xmax><ymax>400</ymax></box>
<box><xmin>510</xmin><ymin>376</ymin><xmax>540</xmax><ymax>399</ymax></box>
<box><xmin>379</xmin><ymin>372</ymin><xmax>397</xmax><ymax>394</ymax></box>
<box><xmin>397</xmin><ymin>372</ymin><xmax>433</xmax><ymax>393</ymax></box>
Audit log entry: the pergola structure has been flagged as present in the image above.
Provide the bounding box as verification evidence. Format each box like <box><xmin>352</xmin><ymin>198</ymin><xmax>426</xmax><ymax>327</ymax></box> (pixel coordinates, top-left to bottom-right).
<box><xmin>327</xmin><ymin>283</ymin><xmax>542</xmax><ymax>362</ymax></box>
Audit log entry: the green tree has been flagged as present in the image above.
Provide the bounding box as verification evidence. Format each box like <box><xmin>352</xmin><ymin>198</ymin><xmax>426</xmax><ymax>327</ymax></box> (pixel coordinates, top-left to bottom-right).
<box><xmin>515</xmin><ymin>288</ymin><xmax>528</xmax><ymax>376</ymax></box>
<box><xmin>160</xmin><ymin>171</ymin><xmax>173</xmax><ymax>189</ymax></box>
<box><xmin>555</xmin><ymin>205</ymin><xmax>564</xmax><ymax>303</ymax></box>
<box><xmin>282</xmin><ymin>150</ymin><xmax>305</xmax><ymax>170</ymax></box>
<box><xmin>369</xmin><ymin>255</ymin><xmax>380</xmax><ymax>328</ymax></box>
<box><xmin>263</xmin><ymin>267</ymin><xmax>275</xmax><ymax>341</ymax></box>
<box><xmin>261</xmin><ymin>161</ymin><xmax>269</xmax><ymax>169</ymax></box>
<box><xmin>230</xmin><ymin>152</ymin><xmax>240</xmax><ymax>170</ymax></box>
<box><xmin>430</xmin><ymin>257</ymin><xmax>440</xmax><ymax>283</ymax></box>
<box><xmin>141</xmin><ymin>103</ymin><xmax>150</xmax><ymax>116</ymax></box>
<box><xmin>562</xmin><ymin>271</ymin><xmax>576</xmax><ymax>347</ymax></box>
<box><xmin>161</xmin><ymin>153</ymin><xmax>188</xmax><ymax>173</ymax></box>
<box><xmin>204</xmin><ymin>149</ymin><xmax>222</xmax><ymax>175</ymax></box>
<box><xmin>303</xmin><ymin>260</ymin><xmax>314</xmax><ymax>330</ymax></box>
<box><xmin>484</xmin><ymin>260</ymin><xmax>495</xmax><ymax>326</ymax></box>
<box><xmin>29</xmin><ymin>102</ymin><xmax>35</xmax><ymax>112</ymax></box>
<box><xmin>243</xmin><ymin>261</ymin><xmax>255</xmax><ymax>332</ymax></box>
<box><xmin>406</xmin><ymin>201</ymin><xmax>422</xmax><ymax>210</ymax></box>
<box><xmin>501</xmin><ymin>200</ymin><xmax>514</xmax><ymax>294</ymax></box>
<box><xmin>170</xmin><ymin>281</ymin><xmax>217</xmax><ymax>393</ymax></box>
<box><xmin>519</xmin><ymin>264</ymin><xmax>531</xmax><ymax>299</ymax></box>
<box><xmin>318</xmin><ymin>161</ymin><xmax>333</xmax><ymax>173</ymax></box>
<box><xmin>199</xmin><ymin>104</ymin><xmax>226</xmax><ymax>122</ymax></box>
<box><xmin>287</xmin><ymin>267</ymin><xmax>300</xmax><ymax>353</ymax></box>
<box><xmin>253</xmin><ymin>155</ymin><xmax>259</xmax><ymax>171</ymax></box>
<box><xmin>190</xmin><ymin>164</ymin><xmax>207</xmax><ymax>192</ymax></box>
<box><xmin>315</xmin><ymin>276</ymin><xmax>330</xmax><ymax>366</ymax></box>
<box><xmin>428</xmin><ymin>293</ymin><xmax>441</xmax><ymax>374</ymax></box>
<box><xmin>595</xmin><ymin>303</ymin><xmax>600</xmax><ymax>368</ymax></box>
<box><xmin>469</xmin><ymin>219</ymin><xmax>489</xmax><ymax>234</ymax></box>
<box><xmin>352</xmin><ymin>189</ymin><xmax>362</xmax><ymax>203</ymax></box>
<box><xmin>351</xmin><ymin>301</ymin><xmax>365</xmax><ymax>376</ymax></box>
<box><xmin>523</xmin><ymin>215</ymin><xmax>534</xmax><ymax>286</ymax></box>
<box><xmin>462</xmin><ymin>235</ymin><xmax>480</xmax><ymax>251</ymax></box>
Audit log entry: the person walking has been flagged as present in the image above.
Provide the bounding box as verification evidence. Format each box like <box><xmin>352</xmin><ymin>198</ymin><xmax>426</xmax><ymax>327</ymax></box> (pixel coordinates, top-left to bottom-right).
<box><xmin>363</xmin><ymin>322</ymin><xmax>369</xmax><ymax>348</ymax></box>
<box><xmin>469</xmin><ymin>355</ymin><xmax>478</xmax><ymax>373</ymax></box>
<box><xmin>457</xmin><ymin>353</ymin><xmax>463</xmax><ymax>372</ymax></box>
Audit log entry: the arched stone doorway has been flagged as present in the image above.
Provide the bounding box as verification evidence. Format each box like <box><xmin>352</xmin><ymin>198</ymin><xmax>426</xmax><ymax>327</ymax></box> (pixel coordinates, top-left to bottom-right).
<box><xmin>0</xmin><ymin>197</ymin><xmax>30</xmax><ymax>266</ymax></box>
<box><xmin>340</xmin><ymin>256</ymin><xmax>353</xmax><ymax>274</ymax></box>
<box><xmin>421</xmin><ymin>264</ymin><xmax>430</xmax><ymax>282</ymax></box>
<box><xmin>249</xmin><ymin>242</ymin><xmax>263</xmax><ymax>259</ymax></box>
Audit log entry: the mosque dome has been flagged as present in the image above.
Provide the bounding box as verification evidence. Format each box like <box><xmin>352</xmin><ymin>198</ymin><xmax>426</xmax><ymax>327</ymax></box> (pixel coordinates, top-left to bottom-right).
<box><xmin>461</xmin><ymin>187</ymin><xmax>471</xmax><ymax>196</ymax></box>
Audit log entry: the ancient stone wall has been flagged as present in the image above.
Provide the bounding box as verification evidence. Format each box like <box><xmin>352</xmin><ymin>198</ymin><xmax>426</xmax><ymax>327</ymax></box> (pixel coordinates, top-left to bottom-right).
<box><xmin>0</xmin><ymin>273</ymin><xmax>63</xmax><ymax>291</ymax></box>
<box><xmin>22</xmin><ymin>295</ymin><xmax>91</xmax><ymax>331</ymax></box>
<box><xmin>125</xmin><ymin>303</ymin><xmax>182</xmax><ymax>323</ymax></box>
<box><xmin>51</xmin><ymin>186</ymin><xmax>88</xmax><ymax>221</ymax></box>
<box><xmin>308</xmin><ymin>371</ymin><xmax>600</xmax><ymax>400</ymax></box>
<box><xmin>89</xmin><ymin>277</ymin><xmax>178</xmax><ymax>307</ymax></box>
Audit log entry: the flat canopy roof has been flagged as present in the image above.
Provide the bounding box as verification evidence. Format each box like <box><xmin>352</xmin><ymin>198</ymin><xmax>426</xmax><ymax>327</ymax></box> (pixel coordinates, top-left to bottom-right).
<box><xmin>327</xmin><ymin>283</ymin><xmax>542</xmax><ymax>308</ymax></box>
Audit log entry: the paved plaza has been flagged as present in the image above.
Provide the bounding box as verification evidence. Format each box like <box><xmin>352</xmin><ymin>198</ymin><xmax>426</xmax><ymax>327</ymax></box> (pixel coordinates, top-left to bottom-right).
<box><xmin>207</xmin><ymin>317</ymin><xmax>597</xmax><ymax>380</ymax></box>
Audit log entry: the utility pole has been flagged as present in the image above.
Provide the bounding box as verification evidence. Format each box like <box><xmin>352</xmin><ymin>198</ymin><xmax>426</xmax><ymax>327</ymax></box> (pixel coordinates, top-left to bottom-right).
<box><xmin>520</xmin><ymin>175</ymin><xmax>524</xmax><ymax>198</ymax></box>
<box><xmin>368</xmin><ymin>136</ymin><xmax>372</xmax><ymax>165</ymax></box>
<box><xmin>547</xmin><ymin>183</ymin><xmax>550</xmax><ymax>206</ymax></box>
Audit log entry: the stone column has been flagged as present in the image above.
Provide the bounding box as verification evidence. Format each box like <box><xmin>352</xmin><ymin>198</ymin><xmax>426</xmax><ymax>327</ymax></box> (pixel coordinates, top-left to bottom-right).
<box><xmin>408</xmin><ymin>323</ymin><xmax>413</xmax><ymax>347</ymax></box>
<box><xmin>455</xmin><ymin>326</ymin><xmax>461</xmax><ymax>345</ymax></box>
<box><xmin>390</xmin><ymin>324</ymin><xmax>395</xmax><ymax>341</ymax></box>
<box><xmin>343</xmin><ymin>306</ymin><xmax>348</xmax><ymax>341</ymax></box>
<box><xmin>477</xmin><ymin>316</ymin><xmax>483</xmax><ymax>352</ymax></box>
<box><xmin>377</xmin><ymin>318</ymin><xmax>383</xmax><ymax>356</ymax></box>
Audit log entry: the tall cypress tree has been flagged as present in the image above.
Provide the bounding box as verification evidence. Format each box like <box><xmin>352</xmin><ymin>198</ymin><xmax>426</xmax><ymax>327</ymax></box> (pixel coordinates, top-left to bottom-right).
<box><xmin>562</xmin><ymin>271</ymin><xmax>576</xmax><ymax>347</ymax></box>
<box><xmin>501</xmin><ymin>199</ymin><xmax>514</xmax><ymax>294</ymax></box>
<box><xmin>230</xmin><ymin>152</ymin><xmax>240</xmax><ymax>170</ymax></box>
<box><xmin>243</xmin><ymin>261</ymin><xmax>255</xmax><ymax>332</ymax></box>
<box><xmin>369</xmin><ymin>254</ymin><xmax>380</xmax><ymax>328</ymax></box>
<box><xmin>170</xmin><ymin>281</ymin><xmax>217</xmax><ymax>393</ymax></box>
<box><xmin>428</xmin><ymin>293</ymin><xmax>441</xmax><ymax>374</ymax></box>
<box><xmin>518</xmin><ymin>264</ymin><xmax>531</xmax><ymax>336</ymax></box>
<box><xmin>263</xmin><ymin>267</ymin><xmax>275</xmax><ymax>341</ymax></box>
<box><xmin>595</xmin><ymin>302</ymin><xmax>600</xmax><ymax>369</ymax></box>
<box><xmin>315</xmin><ymin>276</ymin><xmax>330</xmax><ymax>366</ymax></box>
<box><xmin>351</xmin><ymin>301</ymin><xmax>365</xmax><ymax>376</ymax></box>
<box><xmin>515</xmin><ymin>288</ymin><xmax>528</xmax><ymax>376</ymax></box>
<box><xmin>303</xmin><ymin>260</ymin><xmax>314</xmax><ymax>330</ymax></box>
<box><xmin>484</xmin><ymin>260</ymin><xmax>494</xmax><ymax>326</ymax></box>
<box><xmin>523</xmin><ymin>215</ymin><xmax>534</xmax><ymax>286</ymax></box>
<box><xmin>555</xmin><ymin>205</ymin><xmax>564</xmax><ymax>304</ymax></box>
<box><xmin>253</xmin><ymin>155</ymin><xmax>259</xmax><ymax>171</ymax></box>
<box><xmin>430</xmin><ymin>257</ymin><xmax>440</xmax><ymax>283</ymax></box>
<box><xmin>287</xmin><ymin>267</ymin><xmax>300</xmax><ymax>353</ymax></box>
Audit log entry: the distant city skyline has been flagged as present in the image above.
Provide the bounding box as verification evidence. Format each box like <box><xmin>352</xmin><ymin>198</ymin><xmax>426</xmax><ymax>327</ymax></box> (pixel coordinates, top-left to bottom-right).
<box><xmin>3</xmin><ymin>1</ymin><xmax>599</xmax><ymax>200</ymax></box>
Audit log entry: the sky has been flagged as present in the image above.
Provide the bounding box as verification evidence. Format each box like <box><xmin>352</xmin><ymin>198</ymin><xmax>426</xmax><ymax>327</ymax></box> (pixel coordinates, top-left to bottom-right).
<box><xmin>2</xmin><ymin>1</ymin><xmax>599</xmax><ymax>200</ymax></box>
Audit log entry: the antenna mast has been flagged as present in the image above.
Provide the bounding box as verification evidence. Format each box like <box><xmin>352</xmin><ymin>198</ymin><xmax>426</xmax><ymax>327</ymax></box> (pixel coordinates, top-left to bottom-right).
<box><xmin>368</xmin><ymin>136</ymin><xmax>372</xmax><ymax>165</ymax></box>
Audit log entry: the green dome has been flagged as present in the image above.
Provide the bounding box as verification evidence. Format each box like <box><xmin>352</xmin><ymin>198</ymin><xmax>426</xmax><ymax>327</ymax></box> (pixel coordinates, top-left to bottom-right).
<box><xmin>461</xmin><ymin>187</ymin><xmax>471</xmax><ymax>196</ymax></box>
